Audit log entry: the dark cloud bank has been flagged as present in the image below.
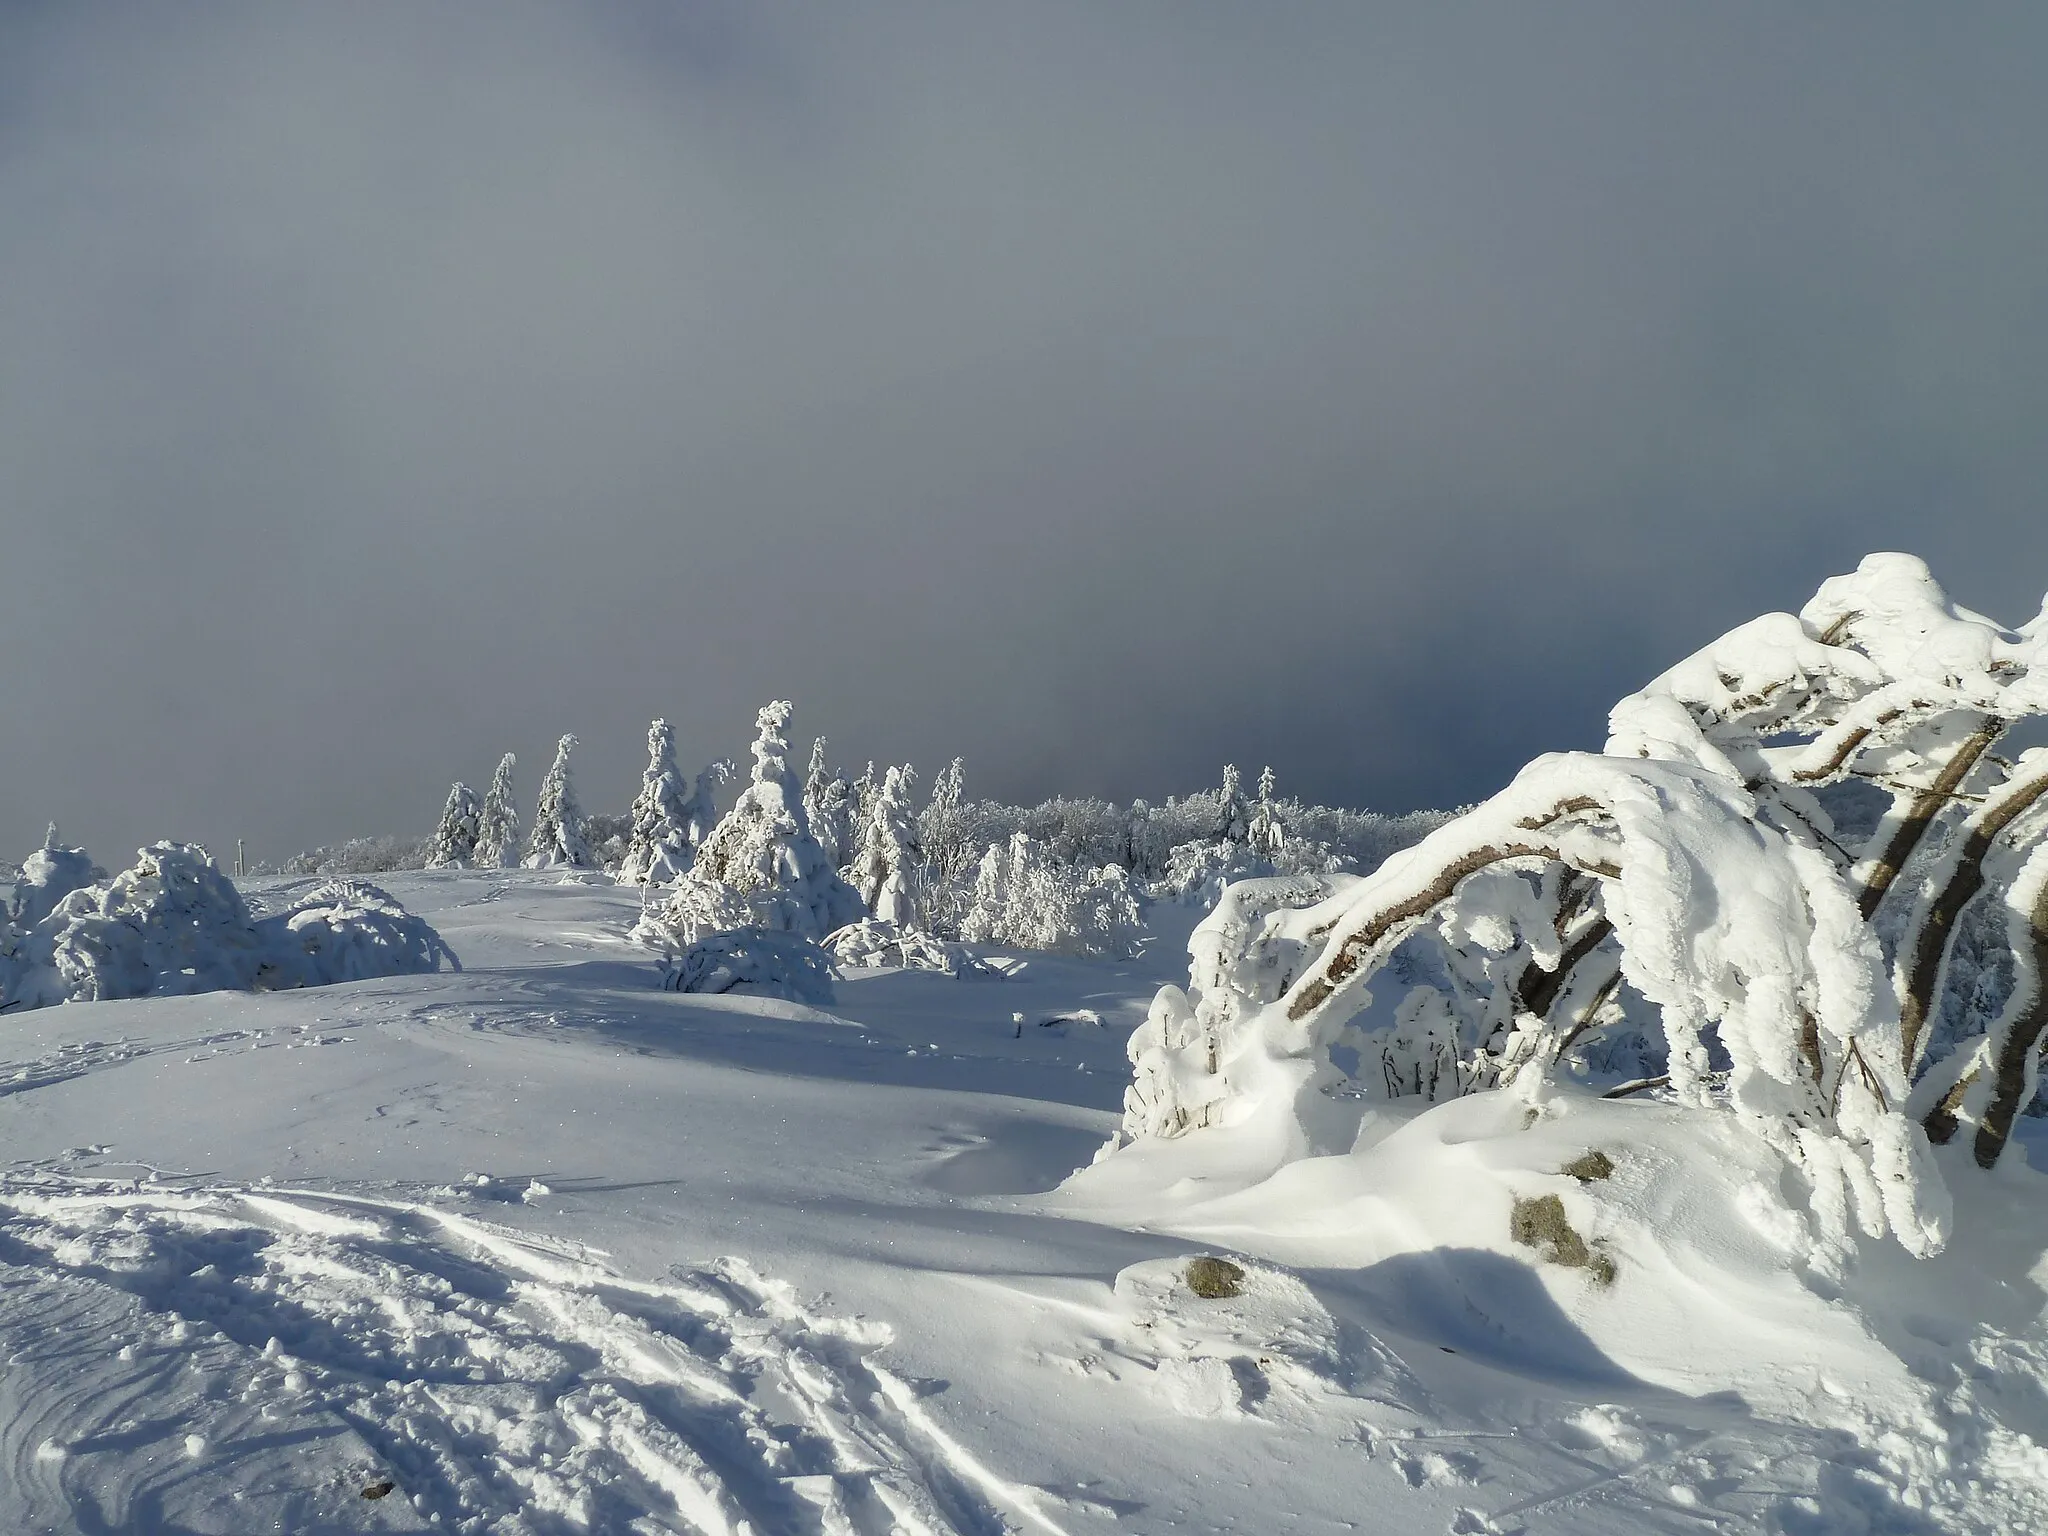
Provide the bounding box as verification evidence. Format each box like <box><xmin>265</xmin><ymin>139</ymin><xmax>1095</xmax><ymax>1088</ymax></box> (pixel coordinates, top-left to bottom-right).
<box><xmin>3</xmin><ymin>2</ymin><xmax>2046</xmax><ymax>863</ymax></box>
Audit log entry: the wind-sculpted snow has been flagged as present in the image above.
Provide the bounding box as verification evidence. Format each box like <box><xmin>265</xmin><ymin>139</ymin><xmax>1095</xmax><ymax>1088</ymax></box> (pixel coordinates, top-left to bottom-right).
<box><xmin>0</xmin><ymin>1176</ymin><xmax>1061</xmax><ymax>1536</ymax></box>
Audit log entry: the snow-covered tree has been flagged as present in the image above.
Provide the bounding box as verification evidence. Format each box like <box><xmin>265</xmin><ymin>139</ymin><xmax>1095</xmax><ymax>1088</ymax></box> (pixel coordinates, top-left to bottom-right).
<box><xmin>678</xmin><ymin>758</ymin><xmax>736</xmax><ymax>852</ymax></box>
<box><xmin>425</xmin><ymin>783</ymin><xmax>483</xmax><ymax>869</ymax></box>
<box><xmin>918</xmin><ymin>758</ymin><xmax>979</xmax><ymax>934</ymax></box>
<box><xmin>846</xmin><ymin>762</ymin><xmax>877</xmax><ymax>878</ymax></box>
<box><xmin>853</xmin><ymin>765</ymin><xmax>925</xmax><ymax>927</ymax></box>
<box><xmin>525</xmin><ymin>735</ymin><xmax>593</xmax><ymax>870</ymax></box>
<box><xmin>958</xmin><ymin>832</ymin><xmax>1144</xmax><ymax>959</ymax></box>
<box><xmin>1248</xmin><ymin>767</ymin><xmax>1284</xmax><ymax>860</ymax></box>
<box><xmin>1116</xmin><ymin>553</ymin><xmax>2048</xmax><ymax>1260</ymax></box>
<box><xmin>474</xmin><ymin>754</ymin><xmax>520</xmax><ymax>870</ymax></box>
<box><xmin>1213</xmin><ymin>764</ymin><xmax>1251</xmax><ymax>846</ymax></box>
<box><xmin>803</xmin><ymin>739</ymin><xmax>858</xmax><ymax>873</ymax></box>
<box><xmin>618</xmin><ymin>719</ymin><xmax>695</xmax><ymax>885</ymax></box>
<box><xmin>636</xmin><ymin>701</ymin><xmax>863</xmax><ymax>950</ymax></box>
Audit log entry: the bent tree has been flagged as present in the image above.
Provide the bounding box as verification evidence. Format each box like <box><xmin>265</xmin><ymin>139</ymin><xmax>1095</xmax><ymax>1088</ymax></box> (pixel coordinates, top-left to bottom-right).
<box><xmin>1121</xmin><ymin>554</ymin><xmax>2048</xmax><ymax>1255</ymax></box>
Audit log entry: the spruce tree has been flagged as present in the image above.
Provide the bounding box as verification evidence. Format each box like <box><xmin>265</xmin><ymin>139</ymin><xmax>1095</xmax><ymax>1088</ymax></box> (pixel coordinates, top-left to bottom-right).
<box><xmin>524</xmin><ymin>735</ymin><xmax>593</xmax><ymax>869</ymax></box>
<box><xmin>619</xmin><ymin>719</ymin><xmax>694</xmax><ymax>885</ymax></box>
<box><xmin>426</xmin><ymin>782</ymin><xmax>483</xmax><ymax>869</ymax></box>
<box><xmin>473</xmin><ymin>754</ymin><xmax>520</xmax><ymax>870</ymax></box>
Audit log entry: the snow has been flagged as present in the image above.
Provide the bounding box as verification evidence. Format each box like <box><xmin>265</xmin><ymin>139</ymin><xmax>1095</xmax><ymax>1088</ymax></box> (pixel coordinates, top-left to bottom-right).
<box><xmin>1</xmin><ymin>870</ymin><xmax>2045</xmax><ymax>1533</ymax></box>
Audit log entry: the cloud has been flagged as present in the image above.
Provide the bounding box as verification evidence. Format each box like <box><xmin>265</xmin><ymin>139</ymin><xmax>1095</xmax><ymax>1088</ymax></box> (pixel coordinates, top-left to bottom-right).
<box><xmin>3</xmin><ymin>2</ymin><xmax>2046</xmax><ymax>862</ymax></box>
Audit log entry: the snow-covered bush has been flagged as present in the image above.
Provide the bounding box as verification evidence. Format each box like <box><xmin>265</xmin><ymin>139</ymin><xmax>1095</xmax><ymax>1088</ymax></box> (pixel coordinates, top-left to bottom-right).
<box><xmin>824</xmin><ymin>917</ymin><xmax>989</xmax><ymax>976</ymax></box>
<box><xmin>619</xmin><ymin>719</ymin><xmax>696</xmax><ymax>885</ymax></box>
<box><xmin>474</xmin><ymin>754</ymin><xmax>521</xmax><ymax>870</ymax></box>
<box><xmin>635</xmin><ymin>702</ymin><xmax>864</xmax><ymax>952</ymax></box>
<box><xmin>960</xmin><ymin>833</ymin><xmax>1146</xmax><ymax>959</ymax></box>
<box><xmin>254</xmin><ymin>879</ymin><xmax>459</xmax><ymax>987</ymax></box>
<box><xmin>283</xmin><ymin>835</ymin><xmax>430</xmax><ymax>877</ymax></box>
<box><xmin>1116</xmin><ymin>554</ymin><xmax>2048</xmax><ymax>1260</ymax></box>
<box><xmin>525</xmin><ymin>735</ymin><xmax>593</xmax><ymax>870</ymax></box>
<box><xmin>2</xmin><ymin>844</ymin><xmax>455</xmax><ymax>1009</ymax></box>
<box><xmin>12</xmin><ymin>831</ymin><xmax>98</xmax><ymax>927</ymax></box>
<box><xmin>425</xmin><ymin>783</ymin><xmax>482</xmax><ymax>869</ymax></box>
<box><xmin>663</xmin><ymin>927</ymin><xmax>838</xmax><ymax>1005</ymax></box>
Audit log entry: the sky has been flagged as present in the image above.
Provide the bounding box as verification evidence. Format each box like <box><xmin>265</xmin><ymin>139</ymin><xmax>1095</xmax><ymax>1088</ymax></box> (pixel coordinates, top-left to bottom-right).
<box><xmin>4</xmin><ymin>2</ymin><xmax>2048</xmax><ymax>866</ymax></box>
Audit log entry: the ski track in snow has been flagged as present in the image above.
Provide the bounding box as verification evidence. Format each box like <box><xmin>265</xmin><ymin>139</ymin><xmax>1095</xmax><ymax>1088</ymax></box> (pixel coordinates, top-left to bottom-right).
<box><xmin>0</xmin><ymin>1175</ymin><xmax>1063</xmax><ymax>1536</ymax></box>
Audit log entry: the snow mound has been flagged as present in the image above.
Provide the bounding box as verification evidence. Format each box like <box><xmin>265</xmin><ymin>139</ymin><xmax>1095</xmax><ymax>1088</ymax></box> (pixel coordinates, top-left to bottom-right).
<box><xmin>1110</xmin><ymin>1255</ymin><xmax>1347</xmax><ymax>1421</ymax></box>
<box><xmin>1064</xmin><ymin>1087</ymin><xmax>2048</xmax><ymax>1531</ymax></box>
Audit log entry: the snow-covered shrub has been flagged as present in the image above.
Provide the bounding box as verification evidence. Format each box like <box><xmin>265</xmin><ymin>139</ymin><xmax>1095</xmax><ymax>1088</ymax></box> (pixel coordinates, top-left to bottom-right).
<box><xmin>525</xmin><ymin>735</ymin><xmax>593</xmax><ymax>870</ymax></box>
<box><xmin>2</xmin><ymin>844</ymin><xmax>457</xmax><ymax>1009</ymax></box>
<box><xmin>1121</xmin><ymin>873</ymin><xmax>1354</xmax><ymax>1140</ymax></box>
<box><xmin>425</xmin><ymin>783</ymin><xmax>482</xmax><ymax>869</ymax></box>
<box><xmin>474</xmin><ymin>753</ymin><xmax>521</xmax><ymax>870</ymax></box>
<box><xmin>253</xmin><ymin>879</ymin><xmax>459</xmax><ymax>987</ymax></box>
<box><xmin>961</xmin><ymin>833</ymin><xmax>1146</xmax><ymax>959</ymax></box>
<box><xmin>824</xmin><ymin>917</ymin><xmax>987</xmax><ymax>975</ymax></box>
<box><xmin>635</xmin><ymin>702</ymin><xmax>863</xmax><ymax>952</ymax></box>
<box><xmin>12</xmin><ymin>831</ymin><xmax>98</xmax><ymax>927</ymax></box>
<box><xmin>582</xmin><ymin>811</ymin><xmax>634</xmax><ymax>872</ymax></box>
<box><xmin>1157</xmin><ymin>838</ymin><xmax>1268</xmax><ymax>908</ymax></box>
<box><xmin>1116</xmin><ymin>554</ymin><xmax>2048</xmax><ymax>1259</ymax></box>
<box><xmin>282</xmin><ymin>835</ymin><xmax>430</xmax><ymax>877</ymax></box>
<box><xmin>663</xmin><ymin>927</ymin><xmax>837</xmax><ymax>1005</ymax></box>
<box><xmin>618</xmin><ymin>719</ymin><xmax>696</xmax><ymax>885</ymax></box>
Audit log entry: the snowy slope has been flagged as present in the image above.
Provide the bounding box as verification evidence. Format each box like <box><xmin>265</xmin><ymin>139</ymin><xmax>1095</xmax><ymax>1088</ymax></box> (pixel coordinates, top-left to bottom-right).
<box><xmin>2</xmin><ymin>871</ymin><xmax>2044</xmax><ymax>1534</ymax></box>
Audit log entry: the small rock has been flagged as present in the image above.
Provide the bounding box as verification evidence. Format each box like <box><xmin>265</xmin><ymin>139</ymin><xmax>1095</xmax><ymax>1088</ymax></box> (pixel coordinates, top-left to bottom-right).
<box><xmin>1184</xmin><ymin>1256</ymin><xmax>1246</xmax><ymax>1299</ymax></box>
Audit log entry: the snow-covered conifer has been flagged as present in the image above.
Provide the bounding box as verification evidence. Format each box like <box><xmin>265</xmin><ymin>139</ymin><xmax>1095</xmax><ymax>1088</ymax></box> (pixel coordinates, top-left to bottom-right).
<box><xmin>918</xmin><ymin>758</ymin><xmax>980</xmax><ymax>933</ymax></box>
<box><xmin>1213</xmin><ymin>764</ymin><xmax>1251</xmax><ymax>846</ymax></box>
<box><xmin>853</xmin><ymin>765</ymin><xmax>925</xmax><ymax>928</ymax></box>
<box><xmin>803</xmin><ymin>740</ymin><xmax>857</xmax><ymax>872</ymax></box>
<box><xmin>637</xmin><ymin>701</ymin><xmax>862</xmax><ymax>949</ymax></box>
<box><xmin>846</xmin><ymin>763</ymin><xmax>877</xmax><ymax>876</ymax></box>
<box><xmin>1248</xmin><ymin>767</ymin><xmax>1284</xmax><ymax>860</ymax></box>
<box><xmin>619</xmin><ymin>719</ymin><xmax>695</xmax><ymax>885</ymax></box>
<box><xmin>961</xmin><ymin>842</ymin><xmax>1009</xmax><ymax>944</ymax></box>
<box><xmin>474</xmin><ymin>755</ymin><xmax>520</xmax><ymax>870</ymax></box>
<box><xmin>425</xmin><ymin>783</ymin><xmax>483</xmax><ymax>869</ymax></box>
<box><xmin>678</xmin><ymin>759</ymin><xmax>735</xmax><ymax>852</ymax></box>
<box><xmin>525</xmin><ymin>736</ymin><xmax>592</xmax><ymax>870</ymax></box>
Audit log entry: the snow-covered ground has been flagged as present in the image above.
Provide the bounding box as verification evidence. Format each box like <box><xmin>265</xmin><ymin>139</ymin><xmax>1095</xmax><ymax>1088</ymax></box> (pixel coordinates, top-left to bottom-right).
<box><xmin>2</xmin><ymin>872</ymin><xmax>2044</xmax><ymax>1534</ymax></box>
